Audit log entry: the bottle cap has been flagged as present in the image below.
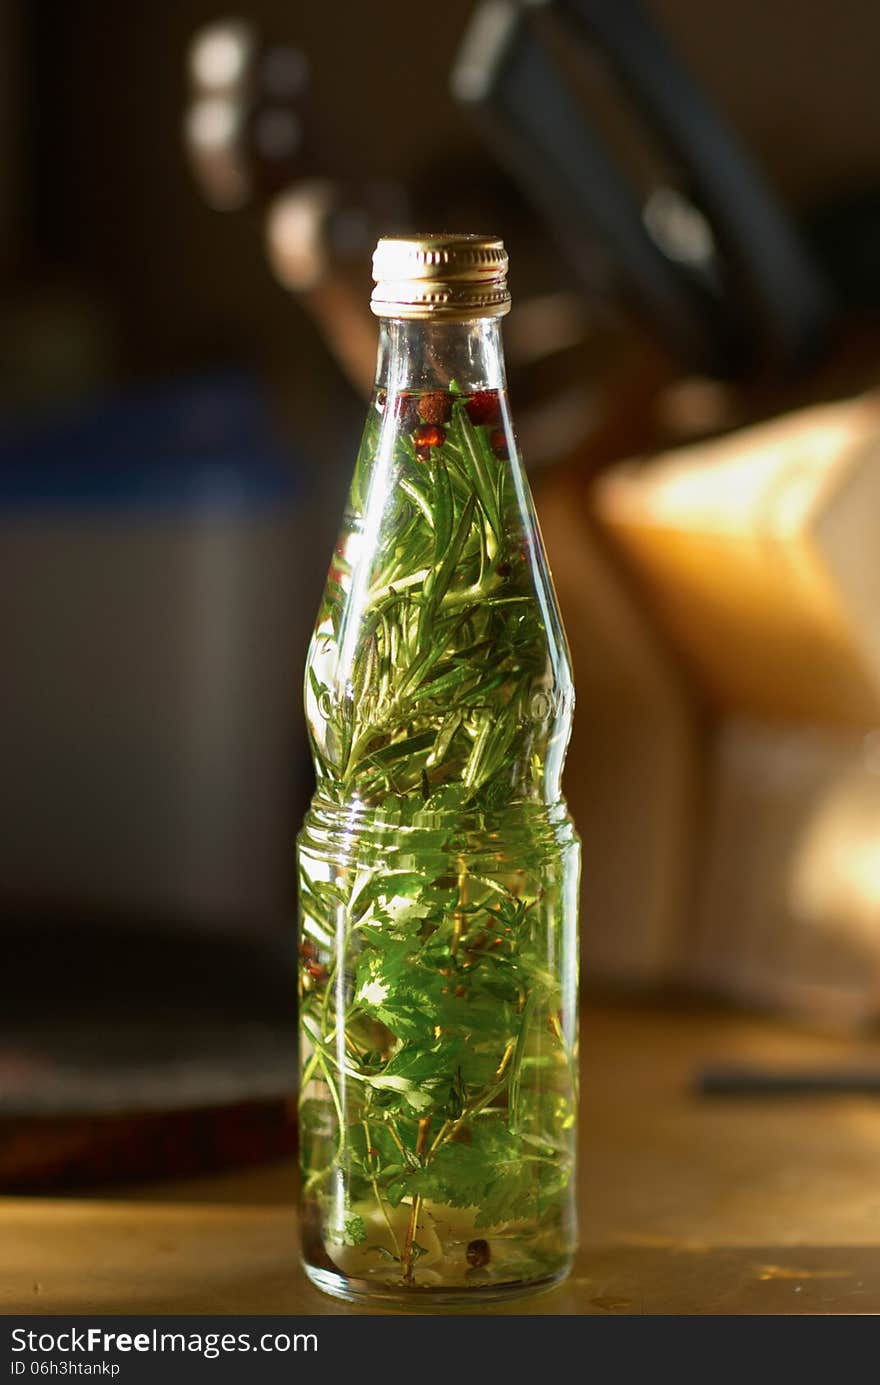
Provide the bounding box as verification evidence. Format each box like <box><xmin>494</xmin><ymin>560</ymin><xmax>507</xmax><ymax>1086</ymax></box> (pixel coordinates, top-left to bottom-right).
<box><xmin>370</xmin><ymin>234</ymin><xmax>510</xmax><ymax>320</ymax></box>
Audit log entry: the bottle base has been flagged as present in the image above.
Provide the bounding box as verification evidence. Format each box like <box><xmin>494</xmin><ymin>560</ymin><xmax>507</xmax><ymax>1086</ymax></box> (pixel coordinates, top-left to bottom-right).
<box><xmin>303</xmin><ymin>1262</ymin><xmax>571</xmax><ymax>1309</ymax></box>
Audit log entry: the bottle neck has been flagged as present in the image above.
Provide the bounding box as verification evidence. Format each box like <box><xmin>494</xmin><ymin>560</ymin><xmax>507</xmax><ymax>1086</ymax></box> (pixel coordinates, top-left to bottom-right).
<box><xmin>374</xmin><ymin>317</ymin><xmax>507</xmax><ymax>395</ymax></box>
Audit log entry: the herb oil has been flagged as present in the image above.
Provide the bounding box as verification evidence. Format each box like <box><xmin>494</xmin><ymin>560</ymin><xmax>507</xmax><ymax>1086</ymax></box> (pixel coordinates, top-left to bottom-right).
<box><xmin>298</xmin><ymin>237</ymin><xmax>580</xmax><ymax>1305</ymax></box>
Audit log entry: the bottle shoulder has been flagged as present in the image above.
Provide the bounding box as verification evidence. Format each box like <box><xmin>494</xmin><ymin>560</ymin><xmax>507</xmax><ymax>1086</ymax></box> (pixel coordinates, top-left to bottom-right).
<box><xmin>304</xmin><ymin>386</ymin><xmax>575</xmax><ymax>810</ymax></box>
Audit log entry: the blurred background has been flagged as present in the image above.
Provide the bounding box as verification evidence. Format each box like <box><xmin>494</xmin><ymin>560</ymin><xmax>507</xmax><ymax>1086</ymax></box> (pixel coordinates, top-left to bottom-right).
<box><xmin>4</xmin><ymin>0</ymin><xmax>880</xmax><ymax>1195</ymax></box>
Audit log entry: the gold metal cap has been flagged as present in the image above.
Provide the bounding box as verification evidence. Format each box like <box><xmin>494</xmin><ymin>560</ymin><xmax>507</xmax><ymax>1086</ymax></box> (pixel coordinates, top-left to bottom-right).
<box><xmin>370</xmin><ymin>233</ymin><xmax>510</xmax><ymax>320</ymax></box>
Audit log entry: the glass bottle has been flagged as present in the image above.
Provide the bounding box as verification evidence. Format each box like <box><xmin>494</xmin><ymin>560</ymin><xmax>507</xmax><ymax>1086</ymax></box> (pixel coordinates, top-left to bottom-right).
<box><xmin>298</xmin><ymin>234</ymin><xmax>580</xmax><ymax>1305</ymax></box>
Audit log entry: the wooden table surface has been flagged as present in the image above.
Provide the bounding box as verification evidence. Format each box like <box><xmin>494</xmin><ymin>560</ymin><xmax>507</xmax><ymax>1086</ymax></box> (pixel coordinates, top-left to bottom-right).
<box><xmin>4</xmin><ymin>1001</ymin><xmax>880</xmax><ymax>1315</ymax></box>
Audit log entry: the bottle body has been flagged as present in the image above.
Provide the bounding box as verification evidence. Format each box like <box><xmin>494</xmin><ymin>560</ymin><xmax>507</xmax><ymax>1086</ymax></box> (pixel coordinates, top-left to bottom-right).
<box><xmin>298</xmin><ymin>313</ymin><xmax>580</xmax><ymax>1304</ymax></box>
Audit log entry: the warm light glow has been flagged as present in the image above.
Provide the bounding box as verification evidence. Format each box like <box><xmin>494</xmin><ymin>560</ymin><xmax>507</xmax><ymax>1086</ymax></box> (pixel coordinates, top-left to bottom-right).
<box><xmin>265</xmin><ymin>183</ymin><xmax>336</xmax><ymax>291</ymax></box>
<box><xmin>185</xmin><ymin>97</ymin><xmax>238</xmax><ymax>152</ymax></box>
<box><xmin>189</xmin><ymin>22</ymin><xmax>252</xmax><ymax>91</ymax></box>
<box><xmin>598</xmin><ymin>396</ymin><xmax>880</xmax><ymax>537</ymax></box>
<box><xmin>788</xmin><ymin>765</ymin><xmax>880</xmax><ymax>945</ymax></box>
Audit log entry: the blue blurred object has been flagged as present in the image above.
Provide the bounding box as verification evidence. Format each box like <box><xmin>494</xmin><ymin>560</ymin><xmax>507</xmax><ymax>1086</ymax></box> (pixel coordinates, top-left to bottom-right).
<box><xmin>1</xmin><ymin>372</ymin><xmax>315</xmax><ymax>933</ymax></box>
<box><xmin>0</xmin><ymin>372</ymin><xmax>300</xmax><ymax>513</ymax></box>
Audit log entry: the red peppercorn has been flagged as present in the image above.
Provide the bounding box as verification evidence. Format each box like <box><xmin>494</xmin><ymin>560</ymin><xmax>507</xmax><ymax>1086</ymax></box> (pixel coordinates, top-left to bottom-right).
<box><xmin>417</xmin><ymin>391</ymin><xmax>452</xmax><ymax>425</ymax></box>
<box><xmin>464</xmin><ymin>391</ymin><xmax>501</xmax><ymax>426</ymax></box>
<box><xmin>415</xmin><ymin>445</ymin><xmax>431</xmax><ymax>464</ymax></box>
<box><xmin>413</xmin><ymin>423</ymin><xmax>446</xmax><ymax>450</ymax></box>
<box><xmin>496</xmin><ymin>560</ymin><xmax>512</xmax><ymax>578</ymax></box>
<box><xmin>393</xmin><ymin>393</ymin><xmax>418</xmax><ymax>429</ymax></box>
<box><xmin>489</xmin><ymin>427</ymin><xmax>509</xmax><ymax>459</ymax></box>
